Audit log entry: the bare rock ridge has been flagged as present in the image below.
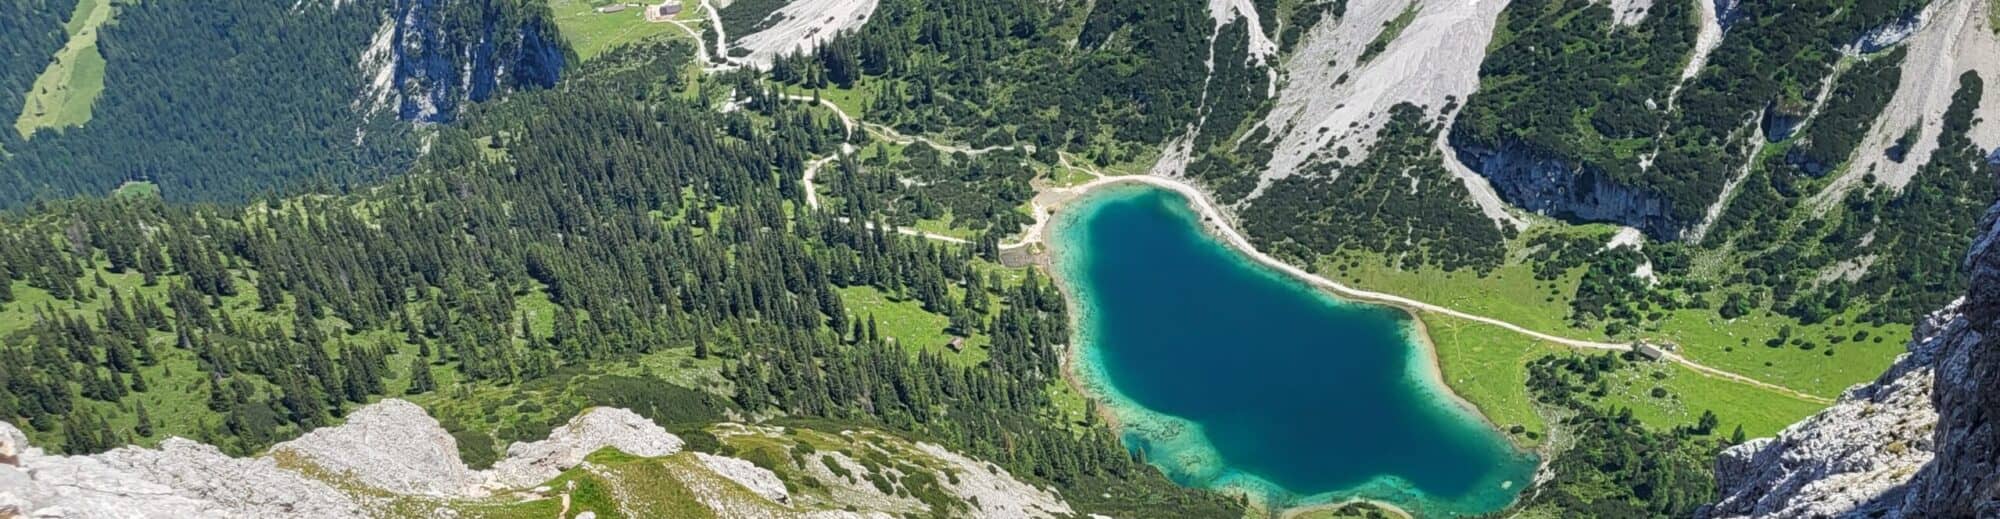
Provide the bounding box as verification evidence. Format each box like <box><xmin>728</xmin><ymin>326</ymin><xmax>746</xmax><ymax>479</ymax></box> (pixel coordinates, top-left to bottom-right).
<box><xmin>272</xmin><ymin>399</ymin><xmax>483</xmax><ymax>497</ymax></box>
<box><xmin>1704</xmin><ymin>199</ymin><xmax>2000</xmax><ymax>518</ymax></box>
<box><xmin>1904</xmin><ymin>200</ymin><xmax>2000</xmax><ymax>517</ymax></box>
<box><xmin>0</xmin><ymin>400</ymin><xmax>679</xmax><ymax>517</ymax></box>
<box><xmin>0</xmin><ymin>400</ymin><xmax>1075</xmax><ymax>518</ymax></box>
<box><xmin>487</xmin><ymin>406</ymin><xmax>685</xmax><ymax>490</ymax></box>
<box><xmin>1</xmin><ymin>418</ymin><xmax>368</xmax><ymax>518</ymax></box>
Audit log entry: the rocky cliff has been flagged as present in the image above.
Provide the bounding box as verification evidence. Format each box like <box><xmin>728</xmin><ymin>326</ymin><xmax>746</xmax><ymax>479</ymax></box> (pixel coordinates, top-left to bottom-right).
<box><xmin>1703</xmin><ymin>200</ymin><xmax>2000</xmax><ymax>518</ymax></box>
<box><xmin>0</xmin><ymin>400</ymin><xmax>1075</xmax><ymax>518</ymax></box>
<box><xmin>1450</xmin><ymin>138</ymin><xmax>1685</xmax><ymax>239</ymax></box>
<box><xmin>356</xmin><ymin>0</ymin><xmax>568</xmax><ymax>123</ymax></box>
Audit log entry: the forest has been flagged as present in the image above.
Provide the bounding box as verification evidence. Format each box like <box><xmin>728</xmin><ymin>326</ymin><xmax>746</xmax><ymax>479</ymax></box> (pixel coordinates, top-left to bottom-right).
<box><xmin>1243</xmin><ymin>103</ymin><xmax>1514</xmax><ymax>274</ymax></box>
<box><xmin>768</xmin><ymin>0</ymin><xmax>1254</xmax><ymax>174</ymax></box>
<box><xmin>1516</xmin><ymin>353</ymin><xmax>1732</xmax><ymax>518</ymax></box>
<box><xmin>0</xmin><ymin>0</ymin><xmax>567</xmax><ymax>208</ymax></box>
<box><xmin>0</xmin><ymin>0</ymin><xmax>407</xmax><ymax>207</ymax></box>
<box><xmin>1454</xmin><ymin>0</ymin><xmax>1926</xmax><ymax>231</ymax></box>
<box><xmin>0</xmin><ymin>0</ymin><xmax>76</xmax><ymax>150</ymax></box>
<box><xmin>0</xmin><ymin>39</ymin><xmax>1238</xmax><ymax>517</ymax></box>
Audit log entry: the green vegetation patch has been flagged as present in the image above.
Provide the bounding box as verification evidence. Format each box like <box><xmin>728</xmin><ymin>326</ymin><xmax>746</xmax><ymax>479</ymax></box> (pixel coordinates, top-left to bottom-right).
<box><xmin>837</xmin><ymin>285</ymin><xmax>991</xmax><ymax>366</ymax></box>
<box><xmin>1424</xmin><ymin>314</ymin><xmax>1552</xmax><ymax>448</ymax></box>
<box><xmin>1244</xmin><ymin>103</ymin><xmax>1516</xmax><ymax>275</ymax></box>
<box><xmin>1513</xmin><ymin>351</ymin><xmax>1759</xmax><ymax>518</ymax></box>
<box><xmin>716</xmin><ymin>0</ymin><xmax>789</xmax><ymax>43</ymax></box>
<box><xmin>110</xmin><ymin>180</ymin><xmax>156</xmax><ymax>199</ymax></box>
<box><xmin>547</xmin><ymin>0</ymin><xmax>695</xmax><ymax>61</ymax></box>
<box><xmin>14</xmin><ymin>0</ymin><xmax>113</xmax><ymax>137</ymax></box>
<box><xmin>1358</xmin><ymin>0</ymin><xmax>1418</xmax><ymax>63</ymax></box>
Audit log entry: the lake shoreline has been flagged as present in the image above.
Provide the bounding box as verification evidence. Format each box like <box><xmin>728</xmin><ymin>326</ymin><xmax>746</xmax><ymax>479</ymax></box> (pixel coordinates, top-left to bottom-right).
<box><xmin>1037</xmin><ymin>177</ymin><xmax>1528</xmax><ymax>446</ymax></box>
<box><xmin>1035</xmin><ymin>179</ymin><xmax>1534</xmax><ymax>517</ymax></box>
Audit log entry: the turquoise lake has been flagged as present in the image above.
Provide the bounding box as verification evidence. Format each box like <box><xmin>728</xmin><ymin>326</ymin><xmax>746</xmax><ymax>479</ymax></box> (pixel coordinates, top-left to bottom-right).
<box><xmin>1053</xmin><ymin>185</ymin><xmax>1536</xmax><ymax>516</ymax></box>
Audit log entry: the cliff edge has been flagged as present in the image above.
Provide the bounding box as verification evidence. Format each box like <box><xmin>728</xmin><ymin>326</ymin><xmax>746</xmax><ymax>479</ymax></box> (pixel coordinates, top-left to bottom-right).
<box><xmin>1704</xmin><ymin>200</ymin><xmax>2000</xmax><ymax>518</ymax></box>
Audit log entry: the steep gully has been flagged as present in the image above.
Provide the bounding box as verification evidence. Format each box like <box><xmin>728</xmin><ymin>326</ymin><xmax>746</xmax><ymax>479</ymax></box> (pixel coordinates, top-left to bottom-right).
<box><xmin>781</xmin><ymin>92</ymin><xmax>1832</xmax><ymax>406</ymax></box>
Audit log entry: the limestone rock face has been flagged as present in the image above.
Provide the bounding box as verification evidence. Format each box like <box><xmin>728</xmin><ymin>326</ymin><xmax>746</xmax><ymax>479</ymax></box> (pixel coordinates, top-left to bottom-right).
<box><xmin>0</xmin><ymin>434</ymin><xmax>364</xmax><ymax>518</ymax></box>
<box><xmin>271</xmin><ymin>398</ymin><xmax>479</xmax><ymax>497</ymax></box>
<box><xmin>913</xmin><ymin>441</ymin><xmax>1076</xmax><ymax>519</ymax></box>
<box><xmin>1712</xmin><ymin>0</ymin><xmax>1743</xmax><ymax>28</ymax></box>
<box><xmin>1853</xmin><ymin>11</ymin><xmax>1924</xmax><ymax>54</ymax></box>
<box><xmin>695</xmin><ymin>451</ymin><xmax>790</xmax><ymax>504</ymax></box>
<box><xmin>0</xmin><ymin>400</ymin><xmax>1077</xmax><ymax>517</ymax></box>
<box><xmin>0</xmin><ymin>400</ymin><xmax>685</xmax><ymax>517</ymax></box>
<box><xmin>357</xmin><ymin>0</ymin><xmax>566</xmax><ymax>123</ymax></box>
<box><xmin>485</xmin><ymin>407</ymin><xmax>685</xmax><ymax>489</ymax></box>
<box><xmin>1</xmin><ymin>421</ymin><xmax>24</xmax><ymax>466</ymax></box>
<box><xmin>1450</xmin><ymin>139</ymin><xmax>1683</xmax><ymax>239</ymax></box>
<box><xmin>1901</xmin><ymin>202</ymin><xmax>2000</xmax><ymax>517</ymax></box>
<box><xmin>1705</xmin><ymin>202</ymin><xmax>2000</xmax><ymax>518</ymax></box>
<box><xmin>1703</xmin><ymin>303</ymin><xmax>1950</xmax><ymax>518</ymax></box>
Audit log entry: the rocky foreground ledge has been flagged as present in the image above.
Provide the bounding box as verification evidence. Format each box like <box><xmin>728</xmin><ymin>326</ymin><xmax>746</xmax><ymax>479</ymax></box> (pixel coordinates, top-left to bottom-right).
<box><xmin>1703</xmin><ymin>203</ymin><xmax>2000</xmax><ymax>518</ymax></box>
<box><xmin>0</xmin><ymin>400</ymin><xmax>1076</xmax><ymax>518</ymax></box>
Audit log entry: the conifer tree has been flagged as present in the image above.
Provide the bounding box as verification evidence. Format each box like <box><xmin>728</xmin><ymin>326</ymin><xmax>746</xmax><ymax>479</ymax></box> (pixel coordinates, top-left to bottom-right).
<box><xmin>406</xmin><ymin>357</ymin><xmax>436</xmax><ymax>395</ymax></box>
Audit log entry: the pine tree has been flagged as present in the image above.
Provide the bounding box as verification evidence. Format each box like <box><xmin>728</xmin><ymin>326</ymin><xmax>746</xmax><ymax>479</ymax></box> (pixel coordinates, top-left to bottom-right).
<box><xmin>867</xmin><ymin>313</ymin><xmax>879</xmax><ymax>343</ymax></box>
<box><xmin>135</xmin><ymin>402</ymin><xmax>154</xmax><ymax>437</ymax></box>
<box><xmin>406</xmin><ymin>356</ymin><xmax>436</xmax><ymax>395</ymax></box>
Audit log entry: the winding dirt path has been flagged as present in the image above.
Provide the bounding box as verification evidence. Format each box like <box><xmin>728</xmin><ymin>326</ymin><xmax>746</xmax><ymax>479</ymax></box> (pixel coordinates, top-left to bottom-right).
<box><xmin>784</xmin><ymin>90</ymin><xmax>1834</xmax><ymax>406</ymax></box>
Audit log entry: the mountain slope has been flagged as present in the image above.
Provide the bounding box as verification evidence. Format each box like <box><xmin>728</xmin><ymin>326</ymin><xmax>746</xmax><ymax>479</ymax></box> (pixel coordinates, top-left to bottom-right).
<box><xmin>0</xmin><ymin>0</ymin><xmax>79</xmax><ymax>150</ymax></box>
<box><xmin>0</xmin><ymin>0</ymin><xmax>569</xmax><ymax>208</ymax></box>
<box><xmin>1702</xmin><ymin>195</ymin><xmax>2000</xmax><ymax>518</ymax></box>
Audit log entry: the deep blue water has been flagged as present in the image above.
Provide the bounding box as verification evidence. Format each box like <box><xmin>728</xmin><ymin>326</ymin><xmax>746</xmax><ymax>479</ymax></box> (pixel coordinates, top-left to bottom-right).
<box><xmin>1055</xmin><ymin>186</ymin><xmax>1534</xmax><ymax>515</ymax></box>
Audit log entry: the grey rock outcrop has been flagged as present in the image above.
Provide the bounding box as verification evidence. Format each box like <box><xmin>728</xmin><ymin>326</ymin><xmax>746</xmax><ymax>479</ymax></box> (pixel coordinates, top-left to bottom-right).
<box><xmin>352</xmin><ymin>0</ymin><xmax>567</xmax><ymax>124</ymax></box>
<box><xmin>695</xmin><ymin>451</ymin><xmax>791</xmax><ymax>504</ymax></box>
<box><xmin>0</xmin><ymin>399</ymin><xmax>690</xmax><ymax>518</ymax></box>
<box><xmin>274</xmin><ymin>400</ymin><xmax>692</xmax><ymax>497</ymax></box>
<box><xmin>1704</xmin><ymin>303</ymin><xmax>1950</xmax><ymax>518</ymax></box>
<box><xmin>1762</xmin><ymin>103</ymin><xmax>1808</xmax><ymax>143</ymax></box>
<box><xmin>1705</xmin><ymin>201</ymin><xmax>2000</xmax><ymax>518</ymax></box>
<box><xmin>1713</xmin><ymin>0</ymin><xmax>1743</xmax><ymax>29</ymax></box>
<box><xmin>0</xmin><ymin>397</ymin><xmax>1078</xmax><ymax>518</ymax></box>
<box><xmin>1853</xmin><ymin>12</ymin><xmax>1924</xmax><ymax>54</ymax></box>
<box><xmin>1450</xmin><ymin>139</ymin><xmax>1683</xmax><ymax>238</ymax></box>
<box><xmin>271</xmin><ymin>399</ymin><xmax>480</xmax><ymax>497</ymax></box>
<box><xmin>0</xmin><ymin>424</ymin><xmax>365</xmax><ymax>518</ymax></box>
<box><xmin>1900</xmin><ymin>201</ymin><xmax>2000</xmax><ymax>517</ymax></box>
<box><xmin>485</xmin><ymin>407</ymin><xmax>684</xmax><ymax>490</ymax></box>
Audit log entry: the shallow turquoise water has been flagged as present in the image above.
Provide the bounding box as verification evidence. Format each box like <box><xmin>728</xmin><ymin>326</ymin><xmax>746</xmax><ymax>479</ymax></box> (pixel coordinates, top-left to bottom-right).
<box><xmin>1054</xmin><ymin>185</ymin><xmax>1536</xmax><ymax>516</ymax></box>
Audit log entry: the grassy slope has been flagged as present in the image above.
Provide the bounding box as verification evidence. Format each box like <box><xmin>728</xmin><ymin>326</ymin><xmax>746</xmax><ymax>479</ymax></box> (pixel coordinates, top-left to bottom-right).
<box><xmin>1</xmin><ymin>255</ymin><xmax>276</xmax><ymax>447</ymax></box>
<box><xmin>1427</xmin><ymin>311</ymin><xmax>1825</xmax><ymax>453</ymax></box>
<box><xmin>838</xmin><ymin>285</ymin><xmax>991</xmax><ymax>366</ymax></box>
<box><xmin>1326</xmin><ymin>220</ymin><xmax>1909</xmax><ymax>399</ymax></box>
<box><xmin>110</xmin><ymin>180</ymin><xmax>157</xmax><ymax>198</ymax></box>
<box><xmin>15</xmin><ymin>0</ymin><xmax>112</xmax><ymax>137</ymax></box>
<box><xmin>546</xmin><ymin>0</ymin><xmax>697</xmax><ymax>62</ymax></box>
<box><xmin>1424</xmin><ymin>314</ymin><xmax>1551</xmax><ymax>446</ymax></box>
